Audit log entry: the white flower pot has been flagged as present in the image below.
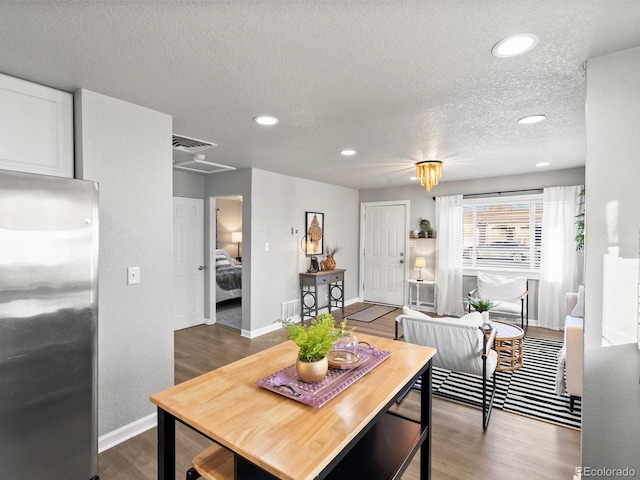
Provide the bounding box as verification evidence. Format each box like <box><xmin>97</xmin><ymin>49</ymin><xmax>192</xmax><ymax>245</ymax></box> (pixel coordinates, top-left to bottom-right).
<box><xmin>481</xmin><ymin>311</ymin><xmax>490</xmax><ymax>324</ymax></box>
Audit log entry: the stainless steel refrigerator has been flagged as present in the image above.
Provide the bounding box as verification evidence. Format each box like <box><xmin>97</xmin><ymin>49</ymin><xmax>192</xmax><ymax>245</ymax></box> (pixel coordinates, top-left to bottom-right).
<box><xmin>0</xmin><ymin>169</ymin><xmax>99</xmax><ymax>479</ymax></box>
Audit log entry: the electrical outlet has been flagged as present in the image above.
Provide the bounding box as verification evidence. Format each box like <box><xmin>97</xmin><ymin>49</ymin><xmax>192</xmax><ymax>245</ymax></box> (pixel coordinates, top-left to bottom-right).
<box><xmin>127</xmin><ymin>266</ymin><xmax>140</xmax><ymax>285</ymax></box>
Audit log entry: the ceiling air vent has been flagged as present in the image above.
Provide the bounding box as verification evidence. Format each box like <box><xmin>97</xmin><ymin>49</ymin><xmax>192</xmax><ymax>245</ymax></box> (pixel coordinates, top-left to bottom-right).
<box><xmin>173</xmin><ymin>154</ymin><xmax>236</xmax><ymax>175</ymax></box>
<box><xmin>172</xmin><ymin>134</ymin><xmax>217</xmax><ymax>153</ymax></box>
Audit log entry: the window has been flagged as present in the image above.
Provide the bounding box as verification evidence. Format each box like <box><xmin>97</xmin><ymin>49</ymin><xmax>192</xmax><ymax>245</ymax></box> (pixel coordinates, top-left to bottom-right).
<box><xmin>463</xmin><ymin>195</ymin><xmax>542</xmax><ymax>271</ymax></box>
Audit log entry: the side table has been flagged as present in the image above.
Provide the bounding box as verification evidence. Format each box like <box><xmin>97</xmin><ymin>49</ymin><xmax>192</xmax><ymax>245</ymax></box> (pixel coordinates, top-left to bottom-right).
<box><xmin>299</xmin><ymin>269</ymin><xmax>345</xmax><ymax>321</ymax></box>
<box><xmin>407</xmin><ymin>279</ymin><xmax>436</xmax><ymax>312</ymax></box>
<box><xmin>487</xmin><ymin>321</ymin><xmax>524</xmax><ymax>371</ymax></box>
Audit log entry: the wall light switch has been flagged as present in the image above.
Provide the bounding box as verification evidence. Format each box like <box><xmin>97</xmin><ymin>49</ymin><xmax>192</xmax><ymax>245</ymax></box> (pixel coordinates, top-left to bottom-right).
<box><xmin>292</xmin><ymin>227</ymin><xmax>299</xmax><ymax>235</ymax></box>
<box><xmin>264</xmin><ymin>243</ymin><xmax>270</xmax><ymax>252</ymax></box>
<box><xmin>127</xmin><ymin>266</ymin><xmax>140</xmax><ymax>285</ymax></box>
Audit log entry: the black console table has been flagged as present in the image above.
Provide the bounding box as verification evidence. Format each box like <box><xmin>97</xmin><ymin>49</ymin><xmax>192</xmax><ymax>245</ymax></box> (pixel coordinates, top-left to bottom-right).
<box><xmin>299</xmin><ymin>269</ymin><xmax>345</xmax><ymax>321</ymax></box>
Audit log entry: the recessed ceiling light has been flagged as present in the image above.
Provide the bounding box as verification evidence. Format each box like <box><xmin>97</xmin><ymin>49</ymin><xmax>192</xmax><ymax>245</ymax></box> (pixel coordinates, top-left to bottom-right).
<box><xmin>254</xmin><ymin>115</ymin><xmax>279</xmax><ymax>126</ymax></box>
<box><xmin>492</xmin><ymin>33</ymin><xmax>539</xmax><ymax>58</ymax></box>
<box><xmin>340</xmin><ymin>149</ymin><xmax>356</xmax><ymax>156</ymax></box>
<box><xmin>535</xmin><ymin>162</ymin><xmax>551</xmax><ymax>167</ymax></box>
<box><xmin>518</xmin><ymin>114</ymin><xmax>547</xmax><ymax>124</ymax></box>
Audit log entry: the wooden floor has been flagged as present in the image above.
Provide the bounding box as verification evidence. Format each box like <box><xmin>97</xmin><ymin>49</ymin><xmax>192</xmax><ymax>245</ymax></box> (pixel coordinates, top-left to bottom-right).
<box><xmin>98</xmin><ymin>303</ymin><xmax>580</xmax><ymax>480</ymax></box>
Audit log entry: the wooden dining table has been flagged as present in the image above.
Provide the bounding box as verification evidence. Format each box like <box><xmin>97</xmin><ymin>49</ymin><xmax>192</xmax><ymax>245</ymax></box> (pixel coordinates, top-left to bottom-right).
<box><xmin>150</xmin><ymin>332</ymin><xmax>436</xmax><ymax>480</ymax></box>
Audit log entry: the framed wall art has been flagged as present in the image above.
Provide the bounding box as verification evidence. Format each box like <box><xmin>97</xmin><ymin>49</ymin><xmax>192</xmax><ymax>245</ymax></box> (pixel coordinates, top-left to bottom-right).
<box><xmin>304</xmin><ymin>211</ymin><xmax>324</xmax><ymax>256</ymax></box>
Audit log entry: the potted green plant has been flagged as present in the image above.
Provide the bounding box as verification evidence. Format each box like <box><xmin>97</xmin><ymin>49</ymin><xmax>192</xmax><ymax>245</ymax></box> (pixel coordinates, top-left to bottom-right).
<box><xmin>468</xmin><ymin>297</ymin><xmax>494</xmax><ymax>324</ymax></box>
<box><xmin>281</xmin><ymin>312</ymin><xmax>337</xmax><ymax>383</ymax></box>
<box><xmin>419</xmin><ymin>218</ymin><xmax>434</xmax><ymax>238</ymax></box>
<box><xmin>575</xmin><ymin>186</ymin><xmax>585</xmax><ymax>251</ymax></box>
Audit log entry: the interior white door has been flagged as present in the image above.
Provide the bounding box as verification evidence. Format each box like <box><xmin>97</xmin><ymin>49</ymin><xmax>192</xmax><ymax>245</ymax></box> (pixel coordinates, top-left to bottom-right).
<box><xmin>173</xmin><ymin>197</ymin><xmax>204</xmax><ymax>331</ymax></box>
<box><xmin>363</xmin><ymin>204</ymin><xmax>406</xmax><ymax>305</ymax></box>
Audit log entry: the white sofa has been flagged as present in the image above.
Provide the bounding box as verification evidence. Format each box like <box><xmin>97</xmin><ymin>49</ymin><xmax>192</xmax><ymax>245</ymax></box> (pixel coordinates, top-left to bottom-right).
<box><xmin>556</xmin><ymin>290</ymin><xmax>584</xmax><ymax>410</ymax></box>
<box><xmin>395</xmin><ymin>306</ymin><xmax>498</xmax><ymax>429</ymax></box>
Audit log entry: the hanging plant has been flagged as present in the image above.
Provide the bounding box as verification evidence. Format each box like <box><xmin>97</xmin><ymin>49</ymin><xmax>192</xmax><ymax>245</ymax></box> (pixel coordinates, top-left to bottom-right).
<box><xmin>575</xmin><ymin>187</ymin><xmax>585</xmax><ymax>251</ymax></box>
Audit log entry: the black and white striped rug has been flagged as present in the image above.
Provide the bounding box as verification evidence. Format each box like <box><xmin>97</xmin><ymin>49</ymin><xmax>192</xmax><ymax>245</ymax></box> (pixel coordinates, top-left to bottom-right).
<box><xmin>414</xmin><ymin>336</ymin><xmax>581</xmax><ymax>430</ymax></box>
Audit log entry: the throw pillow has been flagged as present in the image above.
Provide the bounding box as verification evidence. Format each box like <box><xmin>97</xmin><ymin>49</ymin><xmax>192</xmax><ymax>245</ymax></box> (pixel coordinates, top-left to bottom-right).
<box><xmin>571</xmin><ymin>285</ymin><xmax>585</xmax><ymax>318</ymax></box>
<box><xmin>456</xmin><ymin>311</ymin><xmax>483</xmax><ymax>328</ymax></box>
<box><xmin>216</xmin><ymin>254</ymin><xmax>231</xmax><ymax>266</ymax></box>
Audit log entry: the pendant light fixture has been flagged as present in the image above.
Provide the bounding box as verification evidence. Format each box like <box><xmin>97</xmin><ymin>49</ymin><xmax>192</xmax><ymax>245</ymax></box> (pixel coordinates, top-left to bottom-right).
<box><xmin>415</xmin><ymin>160</ymin><xmax>443</xmax><ymax>191</ymax></box>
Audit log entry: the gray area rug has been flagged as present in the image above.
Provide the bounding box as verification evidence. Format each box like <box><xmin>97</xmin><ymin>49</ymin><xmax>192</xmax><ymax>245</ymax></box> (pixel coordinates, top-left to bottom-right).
<box><xmin>347</xmin><ymin>304</ymin><xmax>397</xmax><ymax>323</ymax></box>
<box><xmin>413</xmin><ymin>336</ymin><xmax>581</xmax><ymax>430</ymax></box>
<box><xmin>216</xmin><ymin>299</ymin><xmax>242</xmax><ymax>330</ymax></box>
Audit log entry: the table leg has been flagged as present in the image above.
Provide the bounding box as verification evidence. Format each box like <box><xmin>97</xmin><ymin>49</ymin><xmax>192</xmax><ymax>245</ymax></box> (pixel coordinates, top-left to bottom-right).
<box><xmin>157</xmin><ymin>407</ymin><xmax>175</xmax><ymax>480</ymax></box>
<box><xmin>420</xmin><ymin>362</ymin><xmax>432</xmax><ymax>480</ymax></box>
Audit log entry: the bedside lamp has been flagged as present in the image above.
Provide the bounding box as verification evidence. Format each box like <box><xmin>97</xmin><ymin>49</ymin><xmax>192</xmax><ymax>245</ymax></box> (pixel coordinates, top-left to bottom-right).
<box><xmin>231</xmin><ymin>231</ymin><xmax>242</xmax><ymax>260</ymax></box>
<box><xmin>415</xmin><ymin>257</ymin><xmax>426</xmax><ymax>281</ymax></box>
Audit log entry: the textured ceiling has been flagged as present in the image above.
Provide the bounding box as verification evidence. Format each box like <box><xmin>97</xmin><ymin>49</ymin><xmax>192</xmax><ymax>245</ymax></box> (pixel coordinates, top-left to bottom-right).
<box><xmin>1</xmin><ymin>1</ymin><xmax>640</xmax><ymax>190</ymax></box>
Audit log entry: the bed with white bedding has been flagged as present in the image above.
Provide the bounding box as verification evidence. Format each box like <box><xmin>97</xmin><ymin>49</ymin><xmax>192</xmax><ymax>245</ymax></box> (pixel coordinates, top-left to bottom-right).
<box><xmin>215</xmin><ymin>249</ymin><xmax>242</xmax><ymax>303</ymax></box>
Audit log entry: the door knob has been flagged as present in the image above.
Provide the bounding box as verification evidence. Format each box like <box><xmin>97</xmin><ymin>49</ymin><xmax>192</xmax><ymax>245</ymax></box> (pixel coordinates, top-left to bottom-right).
<box><xmin>399</xmin><ymin>259</ymin><xmax>404</xmax><ymax>264</ymax></box>
<box><xmin>198</xmin><ymin>265</ymin><xmax>205</xmax><ymax>270</ymax></box>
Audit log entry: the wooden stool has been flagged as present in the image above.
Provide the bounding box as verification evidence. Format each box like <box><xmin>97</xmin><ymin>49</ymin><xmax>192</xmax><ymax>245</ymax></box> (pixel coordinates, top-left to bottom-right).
<box><xmin>487</xmin><ymin>321</ymin><xmax>524</xmax><ymax>371</ymax></box>
<box><xmin>186</xmin><ymin>444</ymin><xmax>234</xmax><ymax>480</ymax></box>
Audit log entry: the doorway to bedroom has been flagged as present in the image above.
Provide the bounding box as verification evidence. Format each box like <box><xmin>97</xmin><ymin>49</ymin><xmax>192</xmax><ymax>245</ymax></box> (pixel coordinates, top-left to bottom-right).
<box><xmin>213</xmin><ymin>195</ymin><xmax>243</xmax><ymax>331</ymax></box>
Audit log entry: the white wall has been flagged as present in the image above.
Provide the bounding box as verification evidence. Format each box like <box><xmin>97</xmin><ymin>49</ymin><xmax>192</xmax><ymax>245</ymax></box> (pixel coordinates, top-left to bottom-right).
<box><xmin>173</xmin><ymin>170</ymin><xmax>205</xmax><ymax>199</ymax></box>
<box><xmin>250</xmin><ymin>169</ymin><xmax>360</xmax><ymax>333</ymax></box>
<box><xmin>74</xmin><ymin>89</ymin><xmax>174</xmax><ymax>437</ymax></box>
<box><xmin>360</xmin><ymin>167</ymin><xmax>585</xmax><ymax>234</ymax></box>
<box><xmin>206</xmin><ymin>168</ymin><xmax>360</xmax><ymax>335</ymax></box>
<box><xmin>583</xmin><ymin>46</ymin><xmax>640</xmax><ymax>473</ymax></box>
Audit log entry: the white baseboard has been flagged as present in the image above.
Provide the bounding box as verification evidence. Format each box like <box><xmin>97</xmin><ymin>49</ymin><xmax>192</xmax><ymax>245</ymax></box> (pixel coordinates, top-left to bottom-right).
<box><xmin>242</xmin><ymin>297</ymin><xmax>361</xmax><ymax>338</ymax></box>
<box><xmin>98</xmin><ymin>412</ymin><xmax>157</xmax><ymax>453</ymax></box>
<box><xmin>242</xmin><ymin>320</ymin><xmax>282</xmax><ymax>338</ymax></box>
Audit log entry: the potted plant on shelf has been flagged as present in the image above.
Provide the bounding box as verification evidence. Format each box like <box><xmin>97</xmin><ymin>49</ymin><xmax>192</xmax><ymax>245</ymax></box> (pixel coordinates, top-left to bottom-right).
<box><xmin>323</xmin><ymin>244</ymin><xmax>340</xmax><ymax>270</ymax></box>
<box><xmin>468</xmin><ymin>297</ymin><xmax>494</xmax><ymax>324</ymax></box>
<box><xmin>281</xmin><ymin>313</ymin><xmax>337</xmax><ymax>383</ymax></box>
<box><xmin>418</xmin><ymin>218</ymin><xmax>434</xmax><ymax>238</ymax></box>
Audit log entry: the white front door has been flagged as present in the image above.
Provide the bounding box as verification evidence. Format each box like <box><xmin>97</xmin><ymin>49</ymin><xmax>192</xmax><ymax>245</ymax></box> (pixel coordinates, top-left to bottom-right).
<box><xmin>362</xmin><ymin>203</ymin><xmax>407</xmax><ymax>305</ymax></box>
<box><xmin>173</xmin><ymin>197</ymin><xmax>205</xmax><ymax>331</ymax></box>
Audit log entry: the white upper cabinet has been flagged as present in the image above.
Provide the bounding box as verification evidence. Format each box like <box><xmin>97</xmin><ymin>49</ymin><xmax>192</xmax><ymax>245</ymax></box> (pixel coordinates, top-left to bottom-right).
<box><xmin>0</xmin><ymin>73</ymin><xmax>73</xmax><ymax>178</ymax></box>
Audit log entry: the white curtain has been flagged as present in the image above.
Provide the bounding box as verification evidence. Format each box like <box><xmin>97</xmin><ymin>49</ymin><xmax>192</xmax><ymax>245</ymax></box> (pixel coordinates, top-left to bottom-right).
<box><xmin>538</xmin><ymin>185</ymin><xmax>583</xmax><ymax>330</ymax></box>
<box><xmin>436</xmin><ymin>195</ymin><xmax>464</xmax><ymax>317</ymax></box>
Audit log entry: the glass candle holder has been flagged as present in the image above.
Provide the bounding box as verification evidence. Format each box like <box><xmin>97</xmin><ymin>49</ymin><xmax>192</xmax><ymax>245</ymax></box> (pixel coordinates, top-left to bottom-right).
<box><xmin>328</xmin><ymin>332</ymin><xmax>359</xmax><ymax>367</ymax></box>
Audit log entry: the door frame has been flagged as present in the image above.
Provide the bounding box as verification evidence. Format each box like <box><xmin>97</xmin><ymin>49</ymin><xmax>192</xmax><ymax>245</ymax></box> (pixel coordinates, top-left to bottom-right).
<box><xmin>359</xmin><ymin>200</ymin><xmax>410</xmax><ymax>304</ymax></box>
<box><xmin>208</xmin><ymin>195</ymin><xmax>244</xmax><ymax>328</ymax></box>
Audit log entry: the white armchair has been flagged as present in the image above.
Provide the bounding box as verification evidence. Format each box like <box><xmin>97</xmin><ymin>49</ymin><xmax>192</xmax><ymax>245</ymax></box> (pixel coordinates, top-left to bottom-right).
<box><xmin>469</xmin><ymin>272</ymin><xmax>529</xmax><ymax>332</ymax></box>
<box><xmin>396</xmin><ymin>307</ymin><xmax>498</xmax><ymax>430</ymax></box>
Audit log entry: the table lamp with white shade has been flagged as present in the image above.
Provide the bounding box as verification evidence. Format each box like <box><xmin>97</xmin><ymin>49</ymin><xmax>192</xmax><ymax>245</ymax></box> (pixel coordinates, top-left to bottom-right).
<box><xmin>414</xmin><ymin>257</ymin><xmax>426</xmax><ymax>281</ymax></box>
<box><xmin>231</xmin><ymin>231</ymin><xmax>242</xmax><ymax>260</ymax></box>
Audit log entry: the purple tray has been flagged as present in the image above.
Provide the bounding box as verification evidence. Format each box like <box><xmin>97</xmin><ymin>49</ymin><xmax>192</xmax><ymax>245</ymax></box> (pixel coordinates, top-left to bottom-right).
<box><xmin>257</xmin><ymin>346</ymin><xmax>392</xmax><ymax>408</ymax></box>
